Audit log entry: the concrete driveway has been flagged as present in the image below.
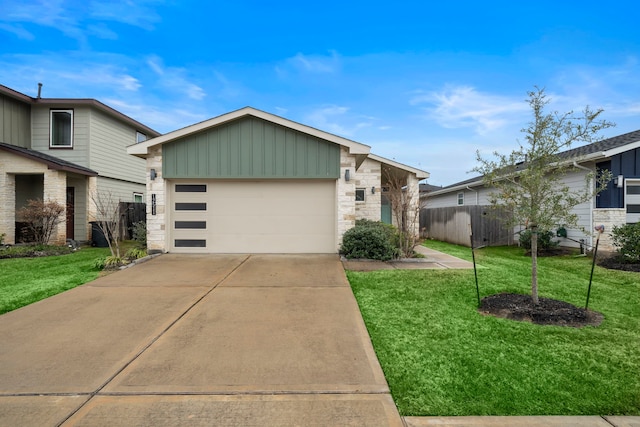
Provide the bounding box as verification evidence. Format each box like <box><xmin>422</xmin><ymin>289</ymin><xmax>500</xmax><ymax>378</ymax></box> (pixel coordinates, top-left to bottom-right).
<box><xmin>0</xmin><ymin>254</ymin><xmax>402</xmax><ymax>426</ymax></box>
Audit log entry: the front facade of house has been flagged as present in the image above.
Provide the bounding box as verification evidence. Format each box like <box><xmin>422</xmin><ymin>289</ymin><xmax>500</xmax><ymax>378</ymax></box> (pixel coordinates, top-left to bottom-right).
<box><xmin>0</xmin><ymin>85</ymin><xmax>159</xmax><ymax>245</ymax></box>
<box><xmin>424</xmin><ymin>130</ymin><xmax>640</xmax><ymax>252</ymax></box>
<box><xmin>128</xmin><ymin>107</ymin><xmax>428</xmax><ymax>254</ymax></box>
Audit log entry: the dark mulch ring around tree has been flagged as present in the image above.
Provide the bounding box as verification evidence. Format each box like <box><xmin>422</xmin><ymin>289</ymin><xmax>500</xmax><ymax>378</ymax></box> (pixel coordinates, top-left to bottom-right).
<box><xmin>479</xmin><ymin>293</ymin><xmax>603</xmax><ymax>328</ymax></box>
<box><xmin>597</xmin><ymin>255</ymin><xmax>640</xmax><ymax>273</ymax></box>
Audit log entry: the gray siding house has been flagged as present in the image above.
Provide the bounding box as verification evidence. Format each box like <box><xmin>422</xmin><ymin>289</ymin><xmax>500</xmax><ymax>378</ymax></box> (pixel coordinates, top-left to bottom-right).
<box><xmin>128</xmin><ymin>107</ymin><xmax>429</xmax><ymax>254</ymax></box>
<box><xmin>0</xmin><ymin>84</ymin><xmax>160</xmax><ymax>245</ymax></box>
<box><xmin>424</xmin><ymin>130</ymin><xmax>640</xmax><ymax>251</ymax></box>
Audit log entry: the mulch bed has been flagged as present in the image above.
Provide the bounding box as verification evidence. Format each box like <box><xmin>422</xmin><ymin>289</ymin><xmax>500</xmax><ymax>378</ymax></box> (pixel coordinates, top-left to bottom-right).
<box><xmin>479</xmin><ymin>293</ymin><xmax>603</xmax><ymax>328</ymax></box>
<box><xmin>597</xmin><ymin>256</ymin><xmax>640</xmax><ymax>273</ymax></box>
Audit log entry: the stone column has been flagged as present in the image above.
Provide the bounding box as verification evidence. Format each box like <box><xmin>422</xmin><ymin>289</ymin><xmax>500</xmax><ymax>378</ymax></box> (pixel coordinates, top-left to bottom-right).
<box><xmin>147</xmin><ymin>146</ymin><xmax>166</xmax><ymax>253</ymax></box>
<box><xmin>0</xmin><ymin>172</ymin><xmax>16</xmax><ymax>244</ymax></box>
<box><xmin>336</xmin><ymin>147</ymin><xmax>356</xmax><ymax>250</ymax></box>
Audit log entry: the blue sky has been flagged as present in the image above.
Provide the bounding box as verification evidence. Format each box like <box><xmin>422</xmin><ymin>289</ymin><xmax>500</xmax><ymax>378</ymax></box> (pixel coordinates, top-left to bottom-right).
<box><xmin>1</xmin><ymin>0</ymin><xmax>639</xmax><ymax>185</ymax></box>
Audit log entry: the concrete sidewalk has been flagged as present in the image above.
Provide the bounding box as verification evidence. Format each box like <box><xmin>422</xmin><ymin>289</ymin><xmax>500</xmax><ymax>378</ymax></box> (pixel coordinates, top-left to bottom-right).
<box><xmin>0</xmin><ymin>254</ymin><xmax>402</xmax><ymax>426</ymax></box>
<box><xmin>342</xmin><ymin>244</ymin><xmax>475</xmax><ymax>271</ymax></box>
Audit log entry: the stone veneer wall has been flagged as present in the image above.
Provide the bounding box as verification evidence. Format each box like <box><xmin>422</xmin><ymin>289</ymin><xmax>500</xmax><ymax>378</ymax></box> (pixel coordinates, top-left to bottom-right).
<box><xmin>43</xmin><ymin>169</ymin><xmax>67</xmax><ymax>245</ymax></box>
<box><xmin>146</xmin><ymin>145</ymin><xmax>166</xmax><ymax>253</ymax></box>
<box><xmin>593</xmin><ymin>208</ymin><xmax>626</xmax><ymax>252</ymax></box>
<box><xmin>336</xmin><ymin>147</ymin><xmax>356</xmax><ymax>249</ymax></box>
<box><xmin>354</xmin><ymin>158</ymin><xmax>381</xmax><ymax>222</ymax></box>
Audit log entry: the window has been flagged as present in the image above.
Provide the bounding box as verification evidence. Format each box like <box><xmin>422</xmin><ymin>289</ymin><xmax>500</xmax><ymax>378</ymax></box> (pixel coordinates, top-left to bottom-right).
<box><xmin>50</xmin><ymin>110</ymin><xmax>73</xmax><ymax>147</ymax></box>
<box><xmin>355</xmin><ymin>188</ymin><xmax>365</xmax><ymax>202</ymax></box>
<box><xmin>175</xmin><ymin>184</ymin><xmax>207</xmax><ymax>192</ymax></box>
<box><xmin>133</xmin><ymin>193</ymin><xmax>144</xmax><ymax>203</ymax></box>
<box><xmin>136</xmin><ymin>131</ymin><xmax>147</xmax><ymax>144</ymax></box>
<box><xmin>457</xmin><ymin>192</ymin><xmax>464</xmax><ymax>206</ymax></box>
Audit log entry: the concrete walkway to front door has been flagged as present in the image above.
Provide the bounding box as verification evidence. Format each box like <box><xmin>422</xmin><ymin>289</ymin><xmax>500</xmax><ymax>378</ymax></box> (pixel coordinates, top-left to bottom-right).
<box><xmin>0</xmin><ymin>254</ymin><xmax>402</xmax><ymax>426</ymax></box>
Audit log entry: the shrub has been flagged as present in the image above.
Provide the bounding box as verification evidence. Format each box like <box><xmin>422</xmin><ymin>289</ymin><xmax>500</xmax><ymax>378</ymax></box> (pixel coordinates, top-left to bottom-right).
<box><xmin>17</xmin><ymin>199</ymin><xmax>65</xmax><ymax>245</ymax></box>
<box><xmin>519</xmin><ymin>229</ymin><xmax>558</xmax><ymax>253</ymax></box>
<box><xmin>611</xmin><ymin>223</ymin><xmax>640</xmax><ymax>263</ymax></box>
<box><xmin>124</xmin><ymin>247</ymin><xmax>147</xmax><ymax>261</ymax></box>
<box><xmin>341</xmin><ymin>221</ymin><xmax>399</xmax><ymax>261</ymax></box>
<box><xmin>131</xmin><ymin>221</ymin><xmax>147</xmax><ymax>248</ymax></box>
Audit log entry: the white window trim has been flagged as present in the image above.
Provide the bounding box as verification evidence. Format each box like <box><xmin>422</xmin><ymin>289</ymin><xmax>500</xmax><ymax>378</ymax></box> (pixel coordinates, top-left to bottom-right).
<box><xmin>457</xmin><ymin>192</ymin><xmax>464</xmax><ymax>206</ymax></box>
<box><xmin>136</xmin><ymin>131</ymin><xmax>147</xmax><ymax>144</ymax></box>
<box><xmin>50</xmin><ymin>109</ymin><xmax>74</xmax><ymax>148</ymax></box>
<box><xmin>133</xmin><ymin>192</ymin><xmax>144</xmax><ymax>203</ymax></box>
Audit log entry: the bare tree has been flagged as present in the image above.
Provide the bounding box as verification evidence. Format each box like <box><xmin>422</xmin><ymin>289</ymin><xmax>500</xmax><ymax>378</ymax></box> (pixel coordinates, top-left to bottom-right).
<box><xmin>474</xmin><ymin>88</ymin><xmax>613</xmax><ymax>304</ymax></box>
<box><xmin>17</xmin><ymin>199</ymin><xmax>66</xmax><ymax>245</ymax></box>
<box><xmin>383</xmin><ymin>167</ymin><xmax>423</xmax><ymax>258</ymax></box>
<box><xmin>90</xmin><ymin>190</ymin><xmax>124</xmax><ymax>259</ymax></box>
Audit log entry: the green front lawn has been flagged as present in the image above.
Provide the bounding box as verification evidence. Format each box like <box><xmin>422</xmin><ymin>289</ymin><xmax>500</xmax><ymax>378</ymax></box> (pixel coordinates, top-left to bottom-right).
<box><xmin>0</xmin><ymin>247</ymin><xmax>110</xmax><ymax>314</ymax></box>
<box><xmin>347</xmin><ymin>240</ymin><xmax>640</xmax><ymax>416</ymax></box>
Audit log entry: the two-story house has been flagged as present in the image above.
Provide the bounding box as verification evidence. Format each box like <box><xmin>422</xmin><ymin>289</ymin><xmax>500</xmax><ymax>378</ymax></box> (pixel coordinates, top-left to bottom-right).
<box><xmin>0</xmin><ymin>84</ymin><xmax>160</xmax><ymax>246</ymax></box>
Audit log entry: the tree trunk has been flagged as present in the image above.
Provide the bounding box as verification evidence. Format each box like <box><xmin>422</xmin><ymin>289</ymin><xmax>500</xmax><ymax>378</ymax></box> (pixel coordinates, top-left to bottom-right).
<box><xmin>531</xmin><ymin>227</ymin><xmax>539</xmax><ymax>305</ymax></box>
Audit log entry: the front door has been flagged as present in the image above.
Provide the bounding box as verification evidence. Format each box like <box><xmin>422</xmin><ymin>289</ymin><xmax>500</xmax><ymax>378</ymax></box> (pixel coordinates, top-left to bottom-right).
<box><xmin>381</xmin><ymin>194</ymin><xmax>392</xmax><ymax>224</ymax></box>
<box><xmin>66</xmin><ymin>187</ymin><xmax>75</xmax><ymax>239</ymax></box>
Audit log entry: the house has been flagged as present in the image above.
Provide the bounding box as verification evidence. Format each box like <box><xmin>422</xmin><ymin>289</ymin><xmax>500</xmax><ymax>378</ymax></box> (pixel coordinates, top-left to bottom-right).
<box><xmin>423</xmin><ymin>129</ymin><xmax>640</xmax><ymax>251</ymax></box>
<box><xmin>127</xmin><ymin>107</ymin><xmax>429</xmax><ymax>254</ymax></box>
<box><xmin>0</xmin><ymin>84</ymin><xmax>160</xmax><ymax>246</ymax></box>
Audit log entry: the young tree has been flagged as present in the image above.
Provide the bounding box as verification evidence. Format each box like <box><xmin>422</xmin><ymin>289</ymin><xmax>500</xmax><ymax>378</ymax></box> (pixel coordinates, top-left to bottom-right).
<box><xmin>383</xmin><ymin>167</ymin><xmax>423</xmax><ymax>258</ymax></box>
<box><xmin>474</xmin><ymin>88</ymin><xmax>613</xmax><ymax>304</ymax></box>
<box><xmin>90</xmin><ymin>190</ymin><xmax>124</xmax><ymax>259</ymax></box>
<box><xmin>17</xmin><ymin>199</ymin><xmax>66</xmax><ymax>245</ymax></box>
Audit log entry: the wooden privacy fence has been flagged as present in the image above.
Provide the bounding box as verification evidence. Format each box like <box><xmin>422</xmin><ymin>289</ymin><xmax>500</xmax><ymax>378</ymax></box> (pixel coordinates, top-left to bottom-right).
<box><xmin>119</xmin><ymin>202</ymin><xmax>146</xmax><ymax>239</ymax></box>
<box><xmin>420</xmin><ymin>205</ymin><xmax>515</xmax><ymax>248</ymax></box>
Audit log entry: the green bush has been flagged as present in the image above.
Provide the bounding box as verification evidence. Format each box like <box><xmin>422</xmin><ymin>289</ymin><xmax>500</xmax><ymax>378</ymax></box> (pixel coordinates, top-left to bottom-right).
<box><xmin>131</xmin><ymin>221</ymin><xmax>147</xmax><ymax>248</ymax></box>
<box><xmin>519</xmin><ymin>229</ymin><xmax>558</xmax><ymax>253</ymax></box>
<box><xmin>611</xmin><ymin>223</ymin><xmax>640</xmax><ymax>263</ymax></box>
<box><xmin>341</xmin><ymin>221</ymin><xmax>399</xmax><ymax>261</ymax></box>
<box><xmin>124</xmin><ymin>247</ymin><xmax>147</xmax><ymax>261</ymax></box>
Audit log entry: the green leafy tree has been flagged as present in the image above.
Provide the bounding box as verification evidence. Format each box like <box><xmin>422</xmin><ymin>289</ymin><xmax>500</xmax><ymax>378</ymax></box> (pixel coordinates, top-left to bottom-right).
<box><xmin>474</xmin><ymin>88</ymin><xmax>613</xmax><ymax>304</ymax></box>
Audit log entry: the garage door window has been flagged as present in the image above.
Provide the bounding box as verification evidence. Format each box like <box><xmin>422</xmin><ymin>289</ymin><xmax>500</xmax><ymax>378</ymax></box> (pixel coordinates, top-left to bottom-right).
<box><xmin>175</xmin><ymin>239</ymin><xmax>206</xmax><ymax>247</ymax></box>
<box><xmin>175</xmin><ymin>184</ymin><xmax>207</xmax><ymax>192</ymax></box>
<box><xmin>175</xmin><ymin>221</ymin><xmax>207</xmax><ymax>229</ymax></box>
<box><xmin>175</xmin><ymin>202</ymin><xmax>207</xmax><ymax>210</ymax></box>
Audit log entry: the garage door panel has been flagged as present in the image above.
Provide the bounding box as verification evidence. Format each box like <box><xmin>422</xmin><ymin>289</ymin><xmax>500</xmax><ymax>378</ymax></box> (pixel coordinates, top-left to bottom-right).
<box><xmin>170</xmin><ymin>180</ymin><xmax>336</xmax><ymax>253</ymax></box>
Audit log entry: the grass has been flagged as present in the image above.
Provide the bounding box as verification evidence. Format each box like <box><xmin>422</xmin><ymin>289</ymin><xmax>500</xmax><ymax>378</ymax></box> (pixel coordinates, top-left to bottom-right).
<box><xmin>347</xmin><ymin>240</ymin><xmax>640</xmax><ymax>416</ymax></box>
<box><xmin>0</xmin><ymin>247</ymin><xmax>111</xmax><ymax>314</ymax></box>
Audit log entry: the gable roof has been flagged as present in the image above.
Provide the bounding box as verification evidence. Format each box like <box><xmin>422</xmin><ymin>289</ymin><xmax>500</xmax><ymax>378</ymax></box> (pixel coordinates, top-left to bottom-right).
<box><xmin>429</xmin><ymin>129</ymin><xmax>640</xmax><ymax>196</ymax></box>
<box><xmin>368</xmin><ymin>153</ymin><xmax>430</xmax><ymax>179</ymax></box>
<box><xmin>0</xmin><ymin>142</ymin><xmax>98</xmax><ymax>176</ymax></box>
<box><xmin>0</xmin><ymin>84</ymin><xmax>160</xmax><ymax>138</ymax></box>
<box><xmin>128</xmin><ymin>106</ymin><xmax>371</xmax><ymax>157</ymax></box>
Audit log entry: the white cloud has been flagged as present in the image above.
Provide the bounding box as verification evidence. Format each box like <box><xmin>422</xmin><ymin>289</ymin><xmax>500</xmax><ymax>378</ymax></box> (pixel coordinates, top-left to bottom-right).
<box><xmin>411</xmin><ymin>86</ymin><xmax>529</xmax><ymax>135</ymax></box>
<box><xmin>146</xmin><ymin>55</ymin><xmax>206</xmax><ymax>100</ymax></box>
<box><xmin>277</xmin><ymin>51</ymin><xmax>341</xmax><ymax>77</ymax></box>
<box><xmin>304</xmin><ymin>105</ymin><xmax>374</xmax><ymax>137</ymax></box>
<box><xmin>0</xmin><ymin>23</ymin><xmax>35</xmax><ymax>40</ymax></box>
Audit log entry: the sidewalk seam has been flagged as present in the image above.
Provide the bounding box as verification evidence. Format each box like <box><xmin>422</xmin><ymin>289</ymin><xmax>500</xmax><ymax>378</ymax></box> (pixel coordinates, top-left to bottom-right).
<box><xmin>55</xmin><ymin>255</ymin><xmax>252</xmax><ymax>427</ymax></box>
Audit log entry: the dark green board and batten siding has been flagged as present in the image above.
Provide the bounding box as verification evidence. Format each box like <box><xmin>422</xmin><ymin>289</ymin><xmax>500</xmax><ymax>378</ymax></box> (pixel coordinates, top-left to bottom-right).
<box><xmin>163</xmin><ymin>117</ymin><xmax>340</xmax><ymax>179</ymax></box>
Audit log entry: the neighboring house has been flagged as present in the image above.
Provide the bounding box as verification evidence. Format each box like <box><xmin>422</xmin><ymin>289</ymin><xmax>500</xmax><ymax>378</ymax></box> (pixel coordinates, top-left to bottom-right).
<box><xmin>0</xmin><ymin>84</ymin><xmax>160</xmax><ymax>245</ymax></box>
<box><xmin>127</xmin><ymin>107</ymin><xmax>429</xmax><ymax>254</ymax></box>
<box><xmin>424</xmin><ymin>129</ymin><xmax>640</xmax><ymax>251</ymax></box>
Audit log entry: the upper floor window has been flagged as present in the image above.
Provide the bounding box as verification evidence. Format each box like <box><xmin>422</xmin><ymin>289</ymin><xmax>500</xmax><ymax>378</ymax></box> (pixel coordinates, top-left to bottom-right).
<box><xmin>457</xmin><ymin>192</ymin><xmax>464</xmax><ymax>206</ymax></box>
<box><xmin>50</xmin><ymin>109</ymin><xmax>73</xmax><ymax>148</ymax></box>
<box><xmin>136</xmin><ymin>131</ymin><xmax>147</xmax><ymax>144</ymax></box>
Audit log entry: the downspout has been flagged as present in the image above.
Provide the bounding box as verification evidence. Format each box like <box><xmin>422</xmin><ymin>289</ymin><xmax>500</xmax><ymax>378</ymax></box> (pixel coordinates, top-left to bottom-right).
<box><xmin>573</xmin><ymin>161</ymin><xmax>594</xmax><ymax>249</ymax></box>
<box><xmin>466</xmin><ymin>186</ymin><xmax>478</xmax><ymax>205</ymax></box>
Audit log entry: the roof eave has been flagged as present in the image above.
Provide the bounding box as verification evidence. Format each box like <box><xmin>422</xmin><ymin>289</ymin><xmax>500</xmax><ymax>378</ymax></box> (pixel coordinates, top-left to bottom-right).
<box><xmin>128</xmin><ymin>107</ymin><xmax>371</xmax><ymax>157</ymax></box>
<box><xmin>368</xmin><ymin>153</ymin><xmax>430</xmax><ymax>179</ymax></box>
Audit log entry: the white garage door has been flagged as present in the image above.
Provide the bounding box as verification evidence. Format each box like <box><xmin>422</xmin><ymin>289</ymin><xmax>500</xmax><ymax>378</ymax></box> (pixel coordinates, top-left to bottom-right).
<box><xmin>169</xmin><ymin>180</ymin><xmax>336</xmax><ymax>253</ymax></box>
